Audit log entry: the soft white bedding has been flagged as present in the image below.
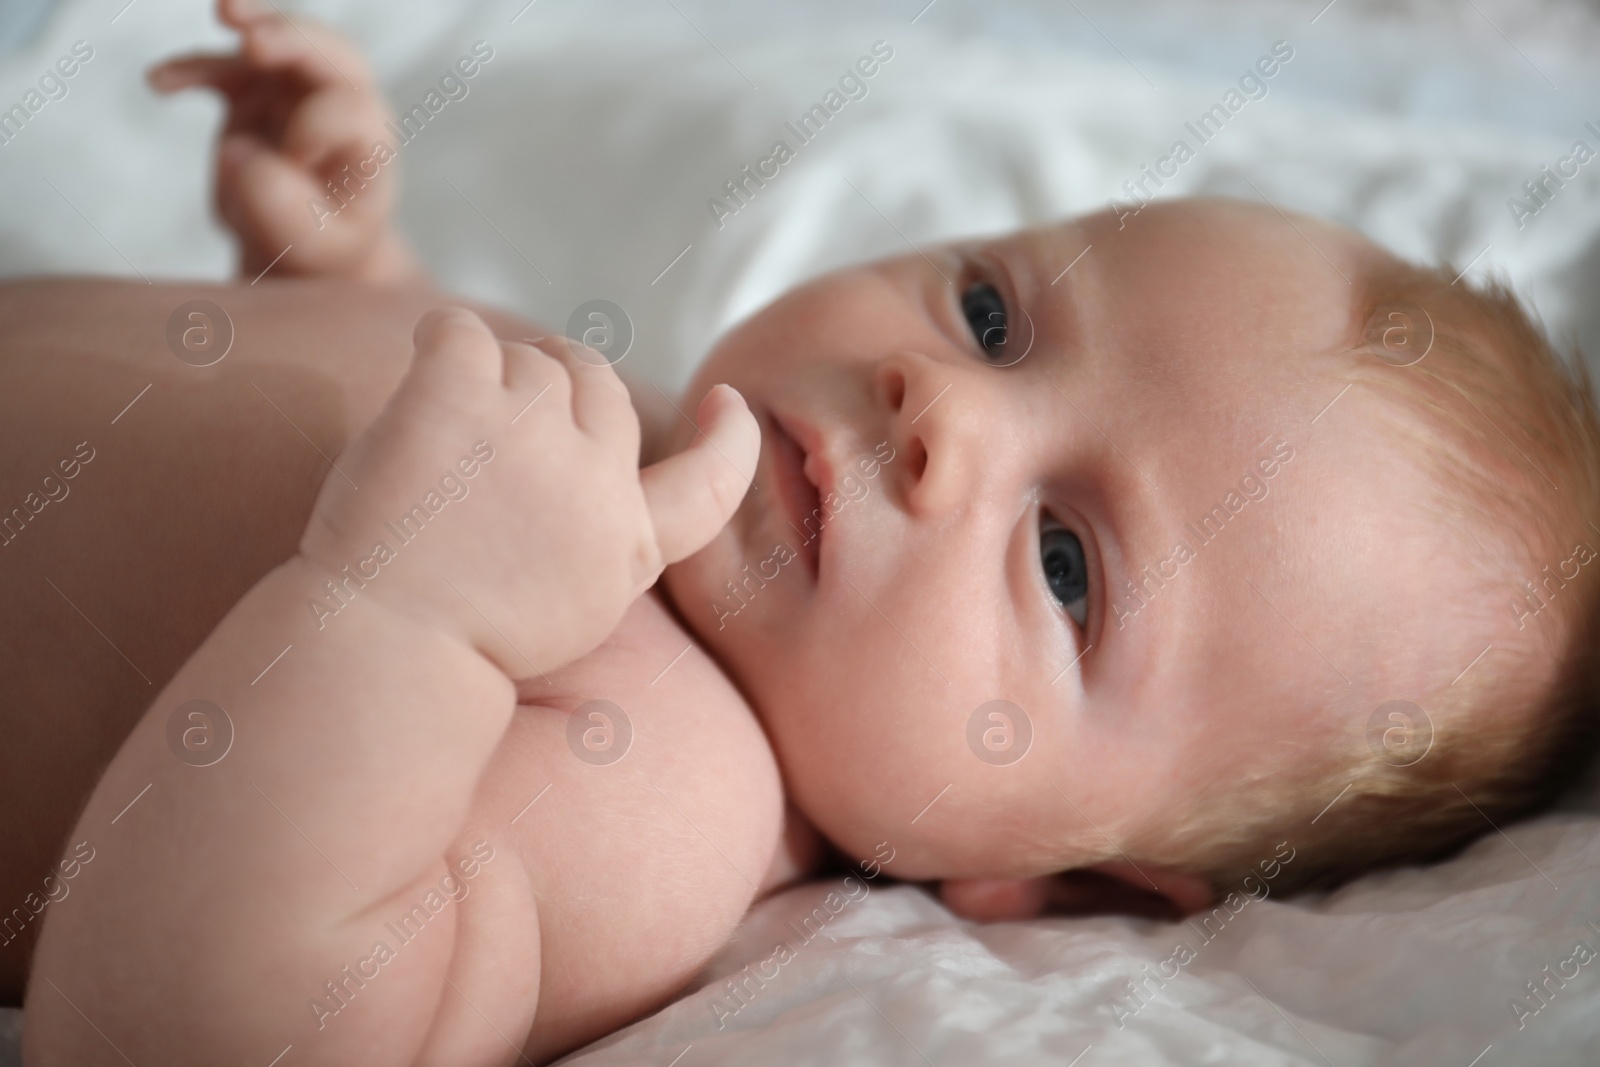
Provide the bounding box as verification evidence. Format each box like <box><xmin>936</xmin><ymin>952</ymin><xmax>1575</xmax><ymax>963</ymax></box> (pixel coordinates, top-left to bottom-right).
<box><xmin>3</xmin><ymin>0</ymin><xmax>1599</xmax><ymax>1064</ymax></box>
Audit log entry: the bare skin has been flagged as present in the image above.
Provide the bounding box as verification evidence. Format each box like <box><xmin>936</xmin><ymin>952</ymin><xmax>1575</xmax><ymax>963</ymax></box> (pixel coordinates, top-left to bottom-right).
<box><xmin>14</xmin><ymin>292</ymin><xmax>800</xmax><ymax>1065</ymax></box>
<box><xmin>0</xmin><ymin>278</ymin><xmax>804</xmax><ymax>1026</ymax></box>
<box><xmin>10</xmin><ymin>3</ymin><xmax>816</xmax><ymax>1063</ymax></box>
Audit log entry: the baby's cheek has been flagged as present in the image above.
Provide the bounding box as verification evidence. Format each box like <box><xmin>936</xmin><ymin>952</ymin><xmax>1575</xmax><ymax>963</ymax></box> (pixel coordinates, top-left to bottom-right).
<box><xmin>784</xmin><ymin>684</ymin><xmax>941</xmax><ymax>810</ymax></box>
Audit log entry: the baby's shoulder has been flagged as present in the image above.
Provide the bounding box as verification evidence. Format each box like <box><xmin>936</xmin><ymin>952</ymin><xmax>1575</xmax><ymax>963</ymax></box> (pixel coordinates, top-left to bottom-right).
<box><xmin>442</xmin><ymin>590</ymin><xmax>783</xmax><ymax>1059</ymax></box>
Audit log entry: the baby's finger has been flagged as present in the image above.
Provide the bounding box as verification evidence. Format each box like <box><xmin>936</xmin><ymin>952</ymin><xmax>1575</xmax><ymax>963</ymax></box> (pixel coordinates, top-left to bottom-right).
<box><xmin>221</xmin><ymin>135</ymin><xmax>316</xmax><ymax>235</ymax></box>
<box><xmin>240</xmin><ymin>12</ymin><xmax>374</xmax><ymax>93</ymax></box>
<box><xmin>410</xmin><ymin>308</ymin><xmax>504</xmax><ymax>387</ymax></box>
<box><xmin>280</xmin><ymin>84</ymin><xmax>386</xmax><ymax>167</ymax></box>
<box><xmin>524</xmin><ymin>336</ymin><xmax>635</xmax><ymax>446</ymax></box>
<box><xmin>218</xmin><ymin>0</ymin><xmax>267</xmax><ymax>29</ymax></box>
<box><xmin>222</xmin><ymin>136</ymin><xmax>331</xmax><ymax>242</ymax></box>
<box><xmin>147</xmin><ymin>53</ymin><xmax>250</xmax><ymax>94</ymax></box>
<box><xmin>639</xmin><ymin>385</ymin><xmax>760</xmax><ymax>565</ymax></box>
<box><xmin>500</xmin><ymin>339</ymin><xmax>565</xmax><ymax>401</ymax></box>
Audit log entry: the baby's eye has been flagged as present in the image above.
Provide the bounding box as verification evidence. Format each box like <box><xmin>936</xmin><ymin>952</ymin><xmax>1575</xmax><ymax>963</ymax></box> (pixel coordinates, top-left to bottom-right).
<box><xmin>1040</xmin><ymin>519</ymin><xmax>1089</xmax><ymax>627</ymax></box>
<box><xmin>961</xmin><ymin>282</ymin><xmax>1009</xmax><ymax>360</ymax></box>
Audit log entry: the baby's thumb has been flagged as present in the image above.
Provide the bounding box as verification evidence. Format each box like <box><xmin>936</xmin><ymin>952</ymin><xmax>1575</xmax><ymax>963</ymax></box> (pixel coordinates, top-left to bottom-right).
<box><xmin>639</xmin><ymin>384</ymin><xmax>760</xmax><ymax>566</ymax></box>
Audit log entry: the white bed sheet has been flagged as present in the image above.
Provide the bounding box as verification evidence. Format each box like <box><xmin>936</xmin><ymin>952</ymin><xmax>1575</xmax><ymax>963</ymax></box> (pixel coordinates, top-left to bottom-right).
<box><xmin>2</xmin><ymin>1</ymin><xmax>1599</xmax><ymax>1064</ymax></box>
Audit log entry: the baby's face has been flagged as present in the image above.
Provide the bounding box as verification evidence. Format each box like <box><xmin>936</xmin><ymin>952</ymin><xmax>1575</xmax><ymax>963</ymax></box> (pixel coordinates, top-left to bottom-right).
<box><xmin>661</xmin><ymin>199</ymin><xmax>1487</xmax><ymax>880</ymax></box>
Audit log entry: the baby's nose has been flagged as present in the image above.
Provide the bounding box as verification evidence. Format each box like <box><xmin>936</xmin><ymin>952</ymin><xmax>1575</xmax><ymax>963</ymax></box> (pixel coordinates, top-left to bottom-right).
<box><xmin>874</xmin><ymin>352</ymin><xmax>991</xmax><ymax>518</ymax></box>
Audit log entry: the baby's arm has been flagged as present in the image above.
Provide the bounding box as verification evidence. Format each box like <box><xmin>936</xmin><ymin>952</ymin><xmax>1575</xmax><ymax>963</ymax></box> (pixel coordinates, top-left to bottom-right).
<box><xmin>24</xmin><ymin>310</ymin><xmax>758</xmax><ymax>1065</ymax></box>
<box><xmin>151</xmin><ymin>0</ymin><xmax>422</xmax><ymax>283</ymax></box>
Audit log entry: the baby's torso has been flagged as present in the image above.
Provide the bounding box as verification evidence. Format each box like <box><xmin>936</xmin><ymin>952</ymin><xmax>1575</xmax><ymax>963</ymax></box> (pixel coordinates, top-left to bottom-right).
<box><xmin>0</xmin><ymin>277</ymin><xmax>784</xmax><ymax>1059</ymax></box>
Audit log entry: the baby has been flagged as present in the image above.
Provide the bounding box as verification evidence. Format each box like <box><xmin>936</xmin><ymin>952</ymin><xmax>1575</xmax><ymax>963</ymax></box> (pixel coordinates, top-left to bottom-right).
<box><xmin>9</xmin><ymin>1</ymin><xmax>1600</xmax><ymax>1062</ymax></box>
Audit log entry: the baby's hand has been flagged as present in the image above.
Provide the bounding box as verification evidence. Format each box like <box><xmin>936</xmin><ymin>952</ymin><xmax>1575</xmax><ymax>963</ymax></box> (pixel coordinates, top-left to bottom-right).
<box><xmin>299</xmin><ymin>308</ymin><xmax>759</xmax><ymax>675</ymax></box>
<box><xmin>148</xmin><ymin>0</ymin><xmax>419</xmax><ymax>282</ymax></box>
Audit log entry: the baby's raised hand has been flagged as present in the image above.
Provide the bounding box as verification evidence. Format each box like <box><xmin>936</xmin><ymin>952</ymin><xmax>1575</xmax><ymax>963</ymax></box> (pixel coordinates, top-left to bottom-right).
<box><xmin>298</xmin><ymin>308</ymin><xmax>759</xmax><ymax>676</ymax></box>
<box><xmin>148</xmin><ymin>0</ymin><xmax>417</xmax><ymax>282</ymax></box>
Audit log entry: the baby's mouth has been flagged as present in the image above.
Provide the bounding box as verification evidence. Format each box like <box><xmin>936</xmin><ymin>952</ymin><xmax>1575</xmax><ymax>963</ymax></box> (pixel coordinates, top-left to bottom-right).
<box><xmin>768</xmin><ymin>411</ymin><xmax>823</xmax><ymax>579</ymax></box>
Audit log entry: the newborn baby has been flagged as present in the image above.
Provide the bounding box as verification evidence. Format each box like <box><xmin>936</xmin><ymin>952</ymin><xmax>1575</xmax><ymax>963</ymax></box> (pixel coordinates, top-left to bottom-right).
<box><xmin>11</xmin><ymin>1</ymin><xmax>1600</xmax><ymax>1063</ymax></box>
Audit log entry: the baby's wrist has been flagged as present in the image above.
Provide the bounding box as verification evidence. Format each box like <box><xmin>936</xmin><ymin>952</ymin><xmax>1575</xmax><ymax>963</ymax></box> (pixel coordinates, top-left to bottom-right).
<box><xmin>283</xmin><ymin>550</ymin><xmax>489</xmax><ymax>668</ymax></box>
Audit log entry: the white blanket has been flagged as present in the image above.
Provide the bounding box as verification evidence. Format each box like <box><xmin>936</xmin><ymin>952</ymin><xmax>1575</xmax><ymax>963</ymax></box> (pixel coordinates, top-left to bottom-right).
<box><xmin>3</xmin><ymin>1</ymin><xmax>1599</xmax><ymax>1064</ymax></box>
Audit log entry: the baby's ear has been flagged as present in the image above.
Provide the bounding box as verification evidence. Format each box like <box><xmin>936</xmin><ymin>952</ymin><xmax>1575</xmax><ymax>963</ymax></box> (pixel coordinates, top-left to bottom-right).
<box><xmin>939</xmin><ymin>862</ymin><xmax>1213</xmax><ymax>923</ymax></box>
